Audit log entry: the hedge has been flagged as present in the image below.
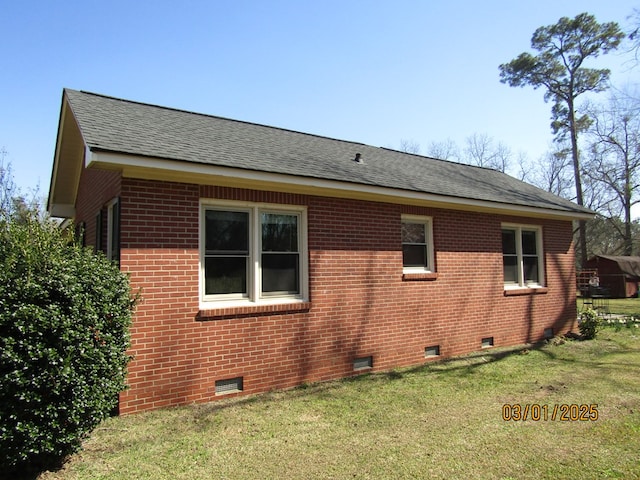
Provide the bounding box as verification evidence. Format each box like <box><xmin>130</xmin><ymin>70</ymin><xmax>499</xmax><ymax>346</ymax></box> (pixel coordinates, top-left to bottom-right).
<box><xmin>0</xmin><ymin>216</ymin><xmax>136</xmax><ymax>472</ymax></box>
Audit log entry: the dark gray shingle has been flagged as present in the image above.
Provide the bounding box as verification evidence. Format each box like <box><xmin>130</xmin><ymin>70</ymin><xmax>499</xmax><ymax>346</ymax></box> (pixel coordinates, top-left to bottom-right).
<box><xmin>65</xmin><ymin>89</ymin><xmax>591</xmax><ymax>215</ymax></box>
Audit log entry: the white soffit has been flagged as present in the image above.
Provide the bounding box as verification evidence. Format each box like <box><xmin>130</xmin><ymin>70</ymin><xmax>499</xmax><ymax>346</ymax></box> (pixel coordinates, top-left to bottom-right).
<box><xmin>87</xmin><ymin>150</ymin><xmax>594</xmax><ymax>221</ymax></box>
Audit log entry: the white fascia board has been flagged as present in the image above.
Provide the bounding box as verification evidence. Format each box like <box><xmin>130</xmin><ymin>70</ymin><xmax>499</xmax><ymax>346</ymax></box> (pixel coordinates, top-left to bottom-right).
<box><xmin>85</xmin><ymin>145</ymin><xmax>96</xmax><ymax>167</ymax></box>
<box><xmin>50</xmin><ymin>203</ymin><xmax>76</xmax><ymax>219</ymax></box>
<box><xmin>48</xmin><ymin>100</ymin><xmax>73</xmax><ymax>214</ymax></box>
<box><xmin>88</xmin><ymin>151</ymin><xmax>594</xmax><ymax>221</ymax></box>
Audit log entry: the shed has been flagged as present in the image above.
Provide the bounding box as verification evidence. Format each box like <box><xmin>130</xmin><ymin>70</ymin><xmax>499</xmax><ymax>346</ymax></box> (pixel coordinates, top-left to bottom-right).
<box><xmin>584</xmin><ymin>255</ymin><xmax>640</xmax><ymax>298</ymax></box>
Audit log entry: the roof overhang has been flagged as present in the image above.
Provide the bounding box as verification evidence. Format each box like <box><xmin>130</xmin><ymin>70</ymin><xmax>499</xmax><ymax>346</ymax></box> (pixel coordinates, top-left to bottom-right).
<box><xmin>48</xmin><ymin>87</ymin><xmax>593</xmax><ymax>222</ymax></box>
<box><xmin>86</xmin><ymin>150</ymin><xmax>594</xmax><ymax>221</ymax></box>
<box><xmin>47</xmin><ymin>93</ymin><xmax>85</xmax><ymax>218</ymax></box>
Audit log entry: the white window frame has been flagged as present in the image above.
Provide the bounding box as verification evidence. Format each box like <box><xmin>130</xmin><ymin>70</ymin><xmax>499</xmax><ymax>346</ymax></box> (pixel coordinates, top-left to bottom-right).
<box><xmin>501</xmin><ymin>223</ymin><xmax>545</xmax><ymax>289</ymax></box>
<box><xmin>200</xmin><ymin>199</ymin><xmax>308</xmax><ymax>307</ymax></box>
<box><xmin>401</xmin><ymin>214</ymin><xmax>435</xmax><ymax>273</ymax></box>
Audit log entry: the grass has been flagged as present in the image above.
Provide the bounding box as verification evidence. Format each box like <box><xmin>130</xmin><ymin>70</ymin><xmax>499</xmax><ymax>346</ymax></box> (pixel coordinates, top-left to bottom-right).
<box><xmin>600</xmin><ymin>297</ymin><xmax>640</xmax><ymax>317</ymax></box>
<box><xmin>578</xmin><ymin>296</ymin><xmax>640</xmax><ymax>328</ymax></box>
<box><xmin>38</xmin><ymin>325</ymin><xmax>640</xmax><ymax>480</ymax></box>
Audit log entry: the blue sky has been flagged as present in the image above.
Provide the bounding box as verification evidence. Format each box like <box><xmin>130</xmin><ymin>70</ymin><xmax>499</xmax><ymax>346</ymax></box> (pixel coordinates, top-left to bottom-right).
<box><xmin>2</xmin><ymin>1</ymin><xmax>638</xmax><ymax>200</ymax></box>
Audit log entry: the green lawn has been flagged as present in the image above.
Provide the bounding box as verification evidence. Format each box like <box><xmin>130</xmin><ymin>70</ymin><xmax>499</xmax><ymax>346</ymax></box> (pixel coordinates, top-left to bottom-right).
<box><xmin>598</xmin><ymin>297</ymin><xmax>640</xmax><ymax>316</ymax></box>
<box><xmin>39</xmin><ymin>327</ymin><xmax>640</xmax><ymax>480</ymax></box>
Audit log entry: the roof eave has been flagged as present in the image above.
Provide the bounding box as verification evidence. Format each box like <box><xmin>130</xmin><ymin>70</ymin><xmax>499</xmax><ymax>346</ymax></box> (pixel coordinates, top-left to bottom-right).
<box><xmin>87</xmin><ymin>150</ymin><xmax>594</xmax><ymax>221</ymax></box>
<box><xmin>47</xmin><ymin>91</ymin><xmax>85</xmax><ymax>219</ymax></box>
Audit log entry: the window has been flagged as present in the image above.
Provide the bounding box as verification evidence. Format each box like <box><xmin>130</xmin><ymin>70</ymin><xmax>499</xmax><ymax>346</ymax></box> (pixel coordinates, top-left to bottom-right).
<box><xmin>401</xmin><ymin>215</ymin><xmax>434</xmax><ymax>272</ymax></box>
<box><xmin>95</xmin><ymin>210</ymin><xmax>103</xmax><ymax>253</ymax></box>
<box><xmin>95</xmin><ymin>198</ymin><xmax>120</xmax><ymax>264</ymax></box>
<box><xmin>502</xmin><ymin>224</ymin><xmax>543</xmax><ymax>288</ymax></box>
<box><xmin>201</xmin><ymin>201</ymin><xmax>307</xmax><ymax>305</ymax></box>
<box><xmin>106</xmin><ymin>198</ymin><xmax>120</xmax><ymax>263</ymax></box>
<box><xmin>261</xmin><ymin>212</ymin><xmax>300</xmax><ymax>295</ymax></box>
<box><xmin>204</xmin><ymin>210</ymin><xmax>249</xmax><ymax>295</ymax></box>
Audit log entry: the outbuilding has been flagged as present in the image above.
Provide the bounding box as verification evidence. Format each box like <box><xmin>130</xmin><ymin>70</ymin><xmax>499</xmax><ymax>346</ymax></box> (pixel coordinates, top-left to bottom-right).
<box><xmin>584</xmin><ymin>255</ymin><xmax>640</xmax><ymax>298</ymax></box>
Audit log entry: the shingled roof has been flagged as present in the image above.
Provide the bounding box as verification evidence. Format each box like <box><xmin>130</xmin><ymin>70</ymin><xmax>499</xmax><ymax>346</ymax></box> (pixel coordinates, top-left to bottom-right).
<box><xmin>49</xmin><ymin>89</ymin><xmax>593</xmax><ymax>219</ymax></box>
<box><xmin>590</xmin><ymin>255</ymin><xmax>640</xmax><ymax>279</ymax></box>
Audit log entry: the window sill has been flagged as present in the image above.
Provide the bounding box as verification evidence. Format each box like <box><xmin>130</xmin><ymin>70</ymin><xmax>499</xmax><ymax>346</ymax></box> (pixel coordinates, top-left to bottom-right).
<box><xmin>503</xmin><ymin>287</ymin><xmax>548</xmax><ymax>296</ymax></box>
<box><xmin>197</xmin><ymin>301</ymin><xmax>311</xmax><ymax>321</ymax></box>
<box><xmin>402</xmin><ymin>272</ymin><xmax>438</xmax><ymax>281</ymax></box>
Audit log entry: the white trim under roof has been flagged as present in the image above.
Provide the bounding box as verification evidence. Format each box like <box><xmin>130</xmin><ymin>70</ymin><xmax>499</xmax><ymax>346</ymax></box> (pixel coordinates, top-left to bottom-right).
<box><xmin>86</xmin><ymin>150</ymin><xmax>594</xmax><ymax>221</ymax></box>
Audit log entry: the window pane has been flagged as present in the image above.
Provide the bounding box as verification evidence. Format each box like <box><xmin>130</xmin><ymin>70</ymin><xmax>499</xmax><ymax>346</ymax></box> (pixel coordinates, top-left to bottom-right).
<box><xmin>522</xmin><ymin>230</ymin><xmax>537</xmax><ymax>255</ymax></box>
<box><xmin>204</xmin><ymin>257</ymin><xmax>247</xmax><ymax>295</ymax></box>
<box><xmin>262</xmin><ymin>213</ymin><xmax>298</xmax><ymax>252</ymax></box>
<box><xmin>402</xmin><ymin>222</ymin><xmax>426</xmax><ymax>243</ymax></box>
<box><xmin>206</xmin><ymin>210</ymin><xmax>248</xmax><ymax>253</ymax></box>
<box><xmin>262</xmin><ymin>254</ymin><xmax>299</xmax><ymax>293</ymax></box>
<box><xmin>503</xmin><ymin>256</ymin><xmax>518</xmax><ymax>283</ymax></box>
<box><xmin>403</xmin><ymin>244</ymin><xmax>427</xmax><ymax>267</ymax></box>
<box><xmin>501</xmin><ymin>229</ymin><xmax>516</xmax><ymax>254</ymax></box>
<box><xmin>523</xmin><ymin>256</ymin><xmax>539</xmax><ymax>283</ymax></box>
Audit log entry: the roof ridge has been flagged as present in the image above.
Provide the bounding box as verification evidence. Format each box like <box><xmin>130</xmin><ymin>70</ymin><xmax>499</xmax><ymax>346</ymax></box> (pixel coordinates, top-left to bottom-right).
<box><xmin>69</xmin><ymin>88</ymin><xmax>368</xmax><ymax>148</ymax></box>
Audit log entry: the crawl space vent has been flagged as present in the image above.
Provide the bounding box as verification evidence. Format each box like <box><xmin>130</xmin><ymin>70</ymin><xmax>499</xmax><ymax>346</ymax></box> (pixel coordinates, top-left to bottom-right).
<box><xmin>425</xmin><ymin>345</ymin><xmax>440</xmax><ymax>357</ymax></box>
<box><xmin>215</xmin><ymin>377</ymin><xmax>243</xmax><ymax>395</ymax></box>
<box><xmin>481</xmin><ymin>337</ymin><xmax>494</xmax><ymax>348</ymax></box>
<box><xmin>353</xmin><ymin>356</ymin><xmax>373</xmax><ymax>371</ymax></box>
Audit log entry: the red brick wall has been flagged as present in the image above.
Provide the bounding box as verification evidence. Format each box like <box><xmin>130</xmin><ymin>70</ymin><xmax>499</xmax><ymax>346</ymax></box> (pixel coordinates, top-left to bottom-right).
<box><xmin>79</xmin><ymin>176</ymin><xmax>576</xmax><ymax>414</ymax></box>
<box><xmin>74</xmin><ymin>167</ymin><xmax>122</xmax><ymax>248</ymax></box>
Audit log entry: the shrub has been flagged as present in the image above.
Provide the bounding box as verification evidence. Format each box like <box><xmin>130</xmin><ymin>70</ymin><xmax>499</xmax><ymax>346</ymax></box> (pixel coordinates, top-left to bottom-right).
<box><xmin>578</xmin><ymin>308</ymin><xmax>600</xmax><ymax>340</ymax></box>
<box><xmin>0</xmin><ymin>215</ymin><xmax>136</xmax><ymax>472</ymax></box>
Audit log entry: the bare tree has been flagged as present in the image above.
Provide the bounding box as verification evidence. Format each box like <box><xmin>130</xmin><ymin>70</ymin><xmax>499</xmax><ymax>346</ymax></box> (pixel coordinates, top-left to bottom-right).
<box><xmin>398</xmin><ymin>139</ymin><xmax>421</xmax><ymax>155</ymax></box>
<box><xmin>538</xmin><ymin>147</ymin><xmax>574</xmax><ymax>197</ymax></box>
<box><xmin>493</xmin><ymin>141</ymin><xmax>513</xmax><ymax>173</ymax></box>
<box><xmin>462</xmin><ymin>133</ymin><xmax>512</xmax><ymax>172</ymax></box>
<box><xmin>583</xmin><ymin>92</ymin><xmax>640</xmax><ymax>255</ymax></box>
<box><xmin>522</xmin><ymin>143</ymin><xmax>574</xmax><ymax>197</ymax></box>
<box><xmin>587</xmin><ymin>215</ymin><xmax>636</xmax><ymax>255</ymax></box>
<box><xmin>0</xmin><ymin>147</ymin><xmax>16</xmax><ymax>217</ymax></box>
<box><xmin>627</xmin><ymin>8</ymin><xmax>640</xmax><ymax>64</ymax></box>
<box><xmin>515</xmin><ymin>151</ymin><xmax>532</xmax><ymax>182</ymax></box>
<box><xmin>425</xmin><ymin>138</ymin><xmax>460</xmax><ymax>161</ymax></box>
<box><xmin>0</xmin><ymin>147</ymin><xmax>43</xmax><ymax>222</ymax></box>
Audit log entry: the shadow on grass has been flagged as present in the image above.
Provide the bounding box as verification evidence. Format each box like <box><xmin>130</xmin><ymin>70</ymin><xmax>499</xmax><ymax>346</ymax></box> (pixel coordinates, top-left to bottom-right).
<box><xmin>111</xmin><ymin>329</ymin><xmax>640</xmax><ymax>439</ymax></box>
<box><xmin>197</xmin><ymin>329</ymin><xmax>639</xmax><ymax>416</ymax></box>
<box><xmin>2</xmin><ymin>459</ymin><xmax>66</xmax><ymax>480</ymax></box>
<box><xmin>187</xmin><ymin>342</ymin><xmax>542</xmax><ymax>423</ymax></box>
<box><xmin>531</xmin><ymin>328</ymin><xmax>640</xmax><ymax>396</ymax></box>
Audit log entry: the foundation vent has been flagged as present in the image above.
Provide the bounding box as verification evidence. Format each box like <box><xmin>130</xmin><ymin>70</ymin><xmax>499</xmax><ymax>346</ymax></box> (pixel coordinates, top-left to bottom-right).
<box><xmin>215</xmin><ymin>376</ymin><xmax>243</xmax><ymax>395</ymax></box>
<box><xmin>425</xmin><ymin>345</ymin><xmax>440</xmax><ymax>357</ymax></box>
<box><xmin>481</xmin><ymin>337</ymin><xmax>494</xmax><ymax>348</ymax></box>
<box><xmin>353</xmin><ymin>356</ymin><xmax>373</xmax><ymax>371</ymax></box>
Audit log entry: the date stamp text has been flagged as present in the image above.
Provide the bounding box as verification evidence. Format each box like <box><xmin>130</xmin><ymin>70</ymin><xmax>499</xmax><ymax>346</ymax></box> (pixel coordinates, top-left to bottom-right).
<box><xmin>502</xmin><ymin>403</ymin><xmax>599</xmax><ymax>421</ymax></box>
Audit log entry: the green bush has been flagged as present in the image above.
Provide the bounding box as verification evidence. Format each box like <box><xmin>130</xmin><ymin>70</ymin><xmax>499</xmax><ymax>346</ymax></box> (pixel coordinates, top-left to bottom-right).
<box><xmin>579</xmin><ymin>308</ymin><xmax>600</xmax><ymax>340</ymax></box>
<box><xmin>0</xmin><ymin>215</ymin><xmax>136</xmax><ymax>472</ymax></box>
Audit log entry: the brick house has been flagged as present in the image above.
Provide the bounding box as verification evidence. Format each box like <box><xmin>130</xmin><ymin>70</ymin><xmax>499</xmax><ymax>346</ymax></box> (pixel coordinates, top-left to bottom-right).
<box><xmin>48</xmin><ymin>89</ymin><xmax>593</xmax><ymax>414</ymax></box>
